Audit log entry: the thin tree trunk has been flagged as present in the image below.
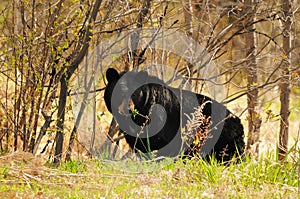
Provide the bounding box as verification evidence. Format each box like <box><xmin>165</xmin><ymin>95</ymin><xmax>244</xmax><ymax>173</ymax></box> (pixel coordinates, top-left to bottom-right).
<box><xmin>65</xmin><ymin>73</ymin><xmax>95</xmax><ymax>161</ymax></box>
<box><xmin>183</xmin><ymin>0</ymin><xmax>193</xmax><ymax>38</ymax></box>
<box><xmin>245</xmin><ymin>0</ymin><xmax>261</xmax><ymax>156</ymax></box>
<box><xmin>54</xmin><ymin>0</ymin><xmax>102</xmax><ymax>163</ymax></box>
<box><xmin>33</xmin><ymin>112</ymin><xmax>53</xmax><ymax>154</ymax></box>
<box><xmin>130</xmin><ymin>0</ymin><xmax>151</xmax><ymax>68</ymax></box>
<box><xmin>278</xmin><ymin>0</ymin><xmax>291</xmax><ymax>161</ymax></box>
<box><xmin>183</xmin><ymin>0</ymin><xmax>196</xmax><ymax>88</ymax></box>
<box><xmin>54</xmin><ymin>76</ymin><xmax>68</xmax><ymax>163</ymax></box>
<box><xmin>13</xmin><ymin>0</ymin><xmax>21</xmax><ymax>152</ymax></box>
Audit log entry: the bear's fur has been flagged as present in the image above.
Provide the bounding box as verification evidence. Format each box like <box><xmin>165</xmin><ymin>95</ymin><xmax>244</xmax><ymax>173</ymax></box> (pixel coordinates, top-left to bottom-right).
<box><xmin>104</xmin><ymin>68</ymin><xmax>245</xmax><ymax>162</ymax></box>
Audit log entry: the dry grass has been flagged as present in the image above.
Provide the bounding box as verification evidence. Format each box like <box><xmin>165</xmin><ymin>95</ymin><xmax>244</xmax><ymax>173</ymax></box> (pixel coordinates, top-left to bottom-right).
<box><xmin>0</xmin><ymin>150</ymin><xmax>299</xmax><ymax>199</ymax></box>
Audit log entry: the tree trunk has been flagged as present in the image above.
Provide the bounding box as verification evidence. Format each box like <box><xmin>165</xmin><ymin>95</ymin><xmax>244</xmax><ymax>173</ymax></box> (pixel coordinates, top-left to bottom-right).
<box><xmin>54</xmin><ymin>0</ymin><xmax>103</xmax><ymax>163</ymax></box>
<box><xmin>278</xmin><ymin>0</ymin><xmax>291</xmax><ymax>161</ymax></box>
<box><xmin>54</xmin><ymin>76</ymin><xmax>68</xmax><ymax>163</ymax></box>
<box><xmin>245</xmin><ymin>0</ymin><xmax>261</xmax><ymax>156</ymax></box>
<box><xmin>183</xmin><ymin>0</ymin><xmax>193</xmax><ymax>38</ymax></box>
<box><xmin>130</xmin><ymin>0</ymin><xmax>151</xmax><ymax>68</ymax></box>
<box><xmin>65</xmin><ymin>73</ymin><xmax>95</xmax><ymax>161</ymax></box>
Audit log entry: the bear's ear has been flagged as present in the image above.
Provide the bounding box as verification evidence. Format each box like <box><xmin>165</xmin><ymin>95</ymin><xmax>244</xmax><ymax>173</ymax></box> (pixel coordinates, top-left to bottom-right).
<box><xmin>106</xmin><ymin>68</ymin><xmax>120</xmax><ymax>83</ymax></box>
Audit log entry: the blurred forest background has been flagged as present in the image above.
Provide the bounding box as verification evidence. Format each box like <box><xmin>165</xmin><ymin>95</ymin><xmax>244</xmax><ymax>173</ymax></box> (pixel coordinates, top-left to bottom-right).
<box><xmin>0</xmin><ymin>0</ymin><xmax>299</xmax><ymax>163</ymax></box>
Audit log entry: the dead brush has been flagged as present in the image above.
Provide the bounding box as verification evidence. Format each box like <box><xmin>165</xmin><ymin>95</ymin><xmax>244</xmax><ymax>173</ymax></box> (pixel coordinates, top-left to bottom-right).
<box><xmin>183</xmin><ymin>101</ymin><xmax>212</xmax><ymax>159</ymax></box>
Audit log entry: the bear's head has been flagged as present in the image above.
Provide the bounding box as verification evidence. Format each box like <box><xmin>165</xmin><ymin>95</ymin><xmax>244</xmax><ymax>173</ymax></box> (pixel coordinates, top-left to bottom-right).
<box><xmin>104</xmin><ymin>68</ymin><xmax>150</xmax><ymax>114</ymax></box>
<box><xmin>104</xmin><ymin>68</ymin><xmax>173</xmax><ymax>133</ymax></box>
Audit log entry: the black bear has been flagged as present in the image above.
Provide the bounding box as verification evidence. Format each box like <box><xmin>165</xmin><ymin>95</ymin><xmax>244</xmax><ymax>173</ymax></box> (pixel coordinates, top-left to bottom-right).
<box><xmin>104</xmin><ymin>68</ymin><xmax>245</xmax><ymax>162</ymax></box>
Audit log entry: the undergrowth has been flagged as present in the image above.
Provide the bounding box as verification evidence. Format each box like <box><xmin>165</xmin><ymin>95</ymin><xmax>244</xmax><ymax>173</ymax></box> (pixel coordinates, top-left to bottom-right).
<box><xmin>0</xmin><ymin>149</ymin><xmax>299</xmax><ymax>198</ymax></box>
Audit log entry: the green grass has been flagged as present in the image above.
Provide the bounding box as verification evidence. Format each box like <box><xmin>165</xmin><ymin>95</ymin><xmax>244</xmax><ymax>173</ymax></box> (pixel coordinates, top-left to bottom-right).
<box><xmin>0</xmin><ymin>151</ymin><xmax>299</xmax><ymax>198</ymax></box>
